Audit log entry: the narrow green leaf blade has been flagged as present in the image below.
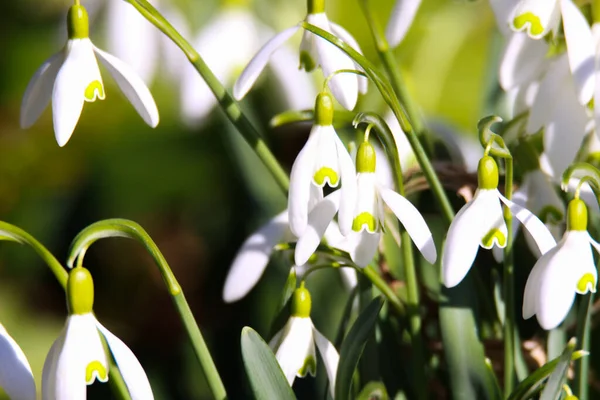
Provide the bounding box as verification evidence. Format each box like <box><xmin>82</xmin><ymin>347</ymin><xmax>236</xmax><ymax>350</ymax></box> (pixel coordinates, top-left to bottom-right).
<box><xmin>335</xmin><ymin>297</ymin><xmax>384</xmax><ymax>400</ymax></box>
<box><xmin>540</xmin><ymin>338</ymin><xmax>576</xmax><ymax>400</ymax></box>
<box><xmin>241</xmin><ymin>327</ymin><xmax>296</xmax><ymax>400</ymax></box>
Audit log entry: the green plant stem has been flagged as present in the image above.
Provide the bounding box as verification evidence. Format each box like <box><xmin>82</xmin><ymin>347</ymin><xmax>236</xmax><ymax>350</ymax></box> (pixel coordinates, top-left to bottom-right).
<box><xmin>575</xmin><ymin>292</ymin><xmax>594</xmax><ymax>400</ymax></box>
<box><xmin>503</xmin><ymin>157</ymin><xmax>515</xmax><ymax>393</ymax></box>
<box><xmin>362</xmin><ymin>266</ymin><xmax>406</xmax><ymax>315</ymax></box>
<box><xmin>0</xmin><ymin>221</ymin><xmax>68</xmax><ymax>288</ymax></box>
<box><xmin>127</xmin><ymin>0</ymin><xmax>289</xmax><ymax>193</ymax></box>
<box><xmin>68</xmin><ymin>219</ymin><xmax>227</xmax><ymax>400</ymax></box>
<box><xmin>593</xmin><ymin>0</ymin><xmax>600</xmax><ymax>24</ymax></box>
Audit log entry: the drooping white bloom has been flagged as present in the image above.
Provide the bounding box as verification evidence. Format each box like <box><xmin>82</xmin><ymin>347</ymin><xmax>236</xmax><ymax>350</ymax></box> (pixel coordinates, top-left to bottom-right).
<box><xmin>442</xmin><ymin>156</ymin><xmax>557</xmax><ymax>288</ymax></box>
<box><xmin>0</xmin><ymin>323</ymin><xmax>36</xmax><ymax>400</ymax></box>
<box><xmin>233</xmin><ymin>9</ymin><xmax>365</xmax><ymax>110</ymax></box>
<box><xmin>510</xmin><ymin>0</ymin><xmax>561</xmax><ymax>39</ymax></box>
<box><xmin>20</xmin><ymin>5</ymin><xmax>159</xmax><ymax>147</ymax></box>
<box><xmin>288</xmin><ymin>93</ymin><xmax>356</xmax><ymax>237</ymax></box>
<box><xmin>385</xmin><ymin>0</ymin><xmax>422</xmax><ymax>47</ymax></box>
<box><xmin>523</xmin><ymin>198</ymin><xmax>598</xmax><ymax>329</ymax></box>
<box><xmin>270</xmin><ymin>285</ymin><xmax>339</xmax><ymax>396</ymax></box>
<box><xmin>43</xmin><ymin>268</ymin><xmax>153</xmax><ymax>400</ymax></box>
<box><xmin>222</xmin><ymin>210</ymin><xmax>356</xmax><ymax>303</ymax></box>
<box><xmin>181</xmin><ymin>6</ymin><xmax>316</xmax><ymax>125</ymax></box>
<box><xmin>295</xmin><ymin>141</ymin><xmax>436</xmax><ymax>268</ymax></box>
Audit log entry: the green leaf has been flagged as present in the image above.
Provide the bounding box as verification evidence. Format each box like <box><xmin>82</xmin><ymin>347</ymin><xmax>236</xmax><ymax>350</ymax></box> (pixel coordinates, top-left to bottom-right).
<box><xmin>508</xmin><ymin>345</ymin><xmax>588</xmax><ymax>400</ymax></box>
<box><xmin>540</xmin><ymin>338</ymin><xmax>576</xmax><ymax>400</ymax></box>
<box><xmin>240</xmin><ymin>327</ymin><xmax>296</xmax><ymax>400</ymax></box>
<box><xmin>279</xmin><ymin>268</ymin><xmax>297</xmax><ymax>310</ymax></box>
<box><xmin>335</xmin><ymin>297</ymin><xmax>384</xmax><ymax>400</ymax></box>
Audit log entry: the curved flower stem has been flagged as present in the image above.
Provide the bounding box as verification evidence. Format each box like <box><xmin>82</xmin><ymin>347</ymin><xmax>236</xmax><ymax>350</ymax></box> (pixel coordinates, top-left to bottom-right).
<box><xmin>354</xmin><ymin>112</ymin><xmax>426</xmax><ymax>399</ymax></box>
<box><xmin>503</xmin><ymin>157</ymin><xmax>515</xmax><ymax>393</ymax></box>
<box><xmin>575</xmin><ymin>291</ymin><xmax>594</xmax><ymax>400</ymax></box>
<box><xmin>0</xmin><ymin>221</ymin><xmax>68</xmax><ymax>288</ymax></box>
<box><xmin>358</xmin><ymin>0</ymin><xmax>427</xmax><ymax>141</ymax></box>
<box><xmin>67</xmin><ymin>219</ymin><xmax>227</xmax><ymax>400</ymax></box>
<box><xmin>126</xmin><ymin>0</ymin><xmax>289</xmax><ymax>193</ymax></box>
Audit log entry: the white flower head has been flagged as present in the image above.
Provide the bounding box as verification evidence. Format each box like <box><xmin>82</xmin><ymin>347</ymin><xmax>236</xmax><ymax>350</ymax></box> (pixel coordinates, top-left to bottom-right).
<box><xmin>442</xmin><ymin>156</ymin><xmax>557</xmax><ymax>288</ymax></box>
<box><xmin>385</xmin><ymin>0</ymin><xmax>422</xmax><ymax>48</ymax></box>
<box><xmin>233</xmin><ymin>4</ymin><xmax>365</xmax><ymax>110</ymax></box>
<box><xmin>288</xmin><ymin>93</ymin><xmax>356</xmax><ymax>238</ymax></box>
<box><xmin>0</xmin><ymin>323</ymin><xmax>36</xmax><ymax>400</ymax></box>
<box><xmin>294</xmin><ymin>141</ymin><xmax>436</xmax><ymax>268</ymax></box>
<box><xmin>510</xmin><ymin>0</ymin><xmax>561</xmax><ymax>39</ymax></box>
<box><xmin>42</xmin><ymin>267</ymin><xmax>153</xmax><ymax>400</ymax></box>
<box><xmin>523</xmin><ymin>198</ymin><xmax>598</xmax><ymax>330</ymax></box>
<box><xmin>21</xmin><ymin>5</ymin><xmax>159</xmax><ymax>146</ymax></box>
<box><xmin>270</xmin><ymin>285</ymin><xmax>339</xmax><ymax>396</ymax></box>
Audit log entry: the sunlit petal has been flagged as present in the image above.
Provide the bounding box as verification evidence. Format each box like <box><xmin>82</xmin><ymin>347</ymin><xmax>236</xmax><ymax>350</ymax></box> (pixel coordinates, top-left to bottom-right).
<box><xmin>223</xmin><ymin>211</ymin><xmax>289</xmax><ymax>302</ymax></box>
<box><xmin>0</xmin><ymin>324</ymin><xmax>35</xmax><ymax>400</ymax></box>
<box><xmin>312</xmin><ymin>325</ymin><xmax>339</xmax><ymax>398</ymax></box>
<box><xmin>335</xmin><ymin>135</ymin><xmax>357</xmax><ymax>236</ymax></box>
<box><xmin>499</xmin><ymin>33</ymin><xmax>548</xmax><ymax>91</ymax></box>
<box><xmin>385</xmin><ymin>0</ymin><xmax>422</xmax><ymax>47</ymax></box>
<box><xmin>273</xmin><ymin>317</ymin><xmax>314</xmax><ymax>386</ymax></box>
<box><xmin>329</xmin><ymin>22</ymin><xmax>368</xmax><ymax>94</ymax></box>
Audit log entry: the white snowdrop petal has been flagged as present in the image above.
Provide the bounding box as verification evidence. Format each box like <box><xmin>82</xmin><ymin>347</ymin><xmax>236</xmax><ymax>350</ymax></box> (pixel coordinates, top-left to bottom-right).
<box><xmin>561</xmin><ymin>0</ymin><xmax>595</xmax><ymax>105</ymax></box>
<box><xmin>269</xmin><ymin>46</ymin><xmax>318</xmax><ymax>111</ymax></box>
<box><xmin>442</xmin><ymin>190</ymin><xmax>498</xmax><ymax>287</ymax></box>
<box><xmin>42</xmin><ymin>326</ymin><xmax>66</xmax><ymax>400</ymax></box>
<box><xmin>52</xmin><ymin>40</ymin><xmax>102</xmax><ymax>147</ymax></box>
<box><xmin>312</xmin><ymin>325</ymin><xmax>339</xmax><ymax>398</ymax></box>
<box><xmin>380</xmin><ymin>187</ymin><xmax>436</xmax><ymax>264</ymax></box>
<box><xmin>349</xmin><ymin>230</ymin><xmax>381</xmax><ymax>268</ymax></box>
<box><xmin>385</xmin><ymin>0</ymin><xmax>422</xmax><ymax>47</ymax></box>
<box><xmin>328</xmin><ymin>22</ymin><xmax>368</xmax><ymax>94</ymax></box>
<box><xmin>106</xmin><ymin>0</ymin><xmax>159</xmax><ymax>84</ymax></box>
<box><xmin>97</xmin><ymin>322</ymin><xmax>154</xmax><ymax>400</ymax></box>
<box><xmin>498</xmin><ymin>194</ymin><xmax>557</xmax><ymax>255</ymax></box>
<box><xmin>289</xmin><ymin>126</ymin><xmax>321</xmax><ymax>237</ymax></box>
<box><xmin>499</xmin><ymin>33</ymin><xmax>549</xmax><ymax>91</ymax></box>
<box><xmin>94</xmin><ymin>46</ymin><xmax>159</xmax><ymax>128</ymax></box>
<box><xmin>522</xmin><ymin>246</ymin><xmax>555</xmax><ymax>319</ymax></box>
<box><xmin>223</xmin><ymin>211</ymin><xmax>289</xmax><ymax>302</ymax></box>
<box><xmin>233</xmin><ymin>26</ymin><xmax>299</xmax><ymax>100</ymax></box>
<box><xmin>510</xmin><ymin>0</ymin><xmax>561</xmax><ymax>39</ymax></box>
<box><xmin>21</xmin><ymin>51</ymin><xmax>65</xmax><ymax>129</ymax></box>
<box><xmin>339</xmin><ymin>267</ymin><xmax>358</xmax><ymax>290</ymax></box>
<box><xmin>274</xmin><ymin>317</ymin><xmax>314</xmax><ymax>386</ymax></box>
<box><xmin>593</xmin><ymin>24</ymin><xmax>600</xmax><ymax>140</ymax></box>
<box><xmin>295</xmin><ymin>191</ymin><xmax>341</xmax><ymax>266</ymax></box>
<box><xmin>0</xmin><ymin>324</ymin><xmax>36</xmax><ymax>400</ymax></box>
<box><xmin>335</xmin><ymin>134</ymin><xmax>357</xmax><ymax>236</ymax></box>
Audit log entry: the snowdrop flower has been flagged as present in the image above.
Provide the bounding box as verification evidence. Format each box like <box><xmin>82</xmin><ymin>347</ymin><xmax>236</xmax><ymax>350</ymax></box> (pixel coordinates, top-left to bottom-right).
<box><xmin>295</xmin><ymin>141</ymin><xmax>436</xmax><ymax>268</ymax></box>
<box><xmin>386</xmin><ymin>0</ymin><xmax>422</xmax><ymax>47</ymax></box>
<box><xmin>43</xmin><ymin>267</ymin><xmax>153</xmax><ymax>399</ymax></box>
<box><xmin>288</xmin><ymin>92</ymin><xmax>356</xmax><ymax>237</ymax></box>
<box><xmin>234</xmin><ymin>0</ymin><xmax>365</xmax><ymax>110</ymax></box>
<box><xmin>270</xmin><ymin>284</ymin><xmax>339</xmax><ymax>396</ymax></box>
<box><xmin>21</xmin><ymin>5</ymin><xmax>159</xmax><ymax>146</ymax></box>
<box><xmin>222</xmin><ymin>209</ymin><xmax>357</xmax><ymax>302</ymax></box>
<box><xmin>442</xmin><ymin>156</ymin><xmax>557</xmax><ymax>287</ymax></box>
<box><xmin>181</xmin><ymin>5</ymin><xmax>316</xmax><ymax>125</ymax></box>
<box><xmin>523</xmin><ymin>198</ymin><xmax>599</xmax><ymax>329</ymax></box>
<box><xmin>0</xmin><ymin>323</ymin><xmax>36</xmax><ymax>400</ymax></box>
<box><xmin>510</xmin><ymin>0</ymin><xmax>560</xmax><ymax>39</ymax></box>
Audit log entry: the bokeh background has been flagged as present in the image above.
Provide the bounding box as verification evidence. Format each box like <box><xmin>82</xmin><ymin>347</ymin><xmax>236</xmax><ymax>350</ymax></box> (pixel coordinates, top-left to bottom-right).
<box><xmin>0</xmin><ymin>0</ymin><xmax>502</xmax><ymax>398</ymax></box>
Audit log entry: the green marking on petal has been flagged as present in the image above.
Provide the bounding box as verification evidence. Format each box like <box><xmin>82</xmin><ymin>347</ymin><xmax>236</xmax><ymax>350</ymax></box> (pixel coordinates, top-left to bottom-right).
<box><xmin>513</xmin><ymin>12</ymin><xmax>544</xmax><ymax>36</ymax></box>
<box><xmin>297</xmin><ymin>354</ymin><xmax>316</xmax><ymax>377</ymax></box>
<box><xmin>481</xmin><ymin>228</ymin><xmax>506</xmax><ymax>248</ymax></box>
<box><xmin>299</xmin><ymin>51</ymin><xmax>316</xmax><ymax>72</ymax></box>
<box><xmin>577</xmin><ymin>273</ymin><xmax>596</xmax><ymax>294</ymax></box>
<box><xmin>84</xmin><ymin>81</ymin><xmax>105</xmax><ymax>102</ymax></box>
<box><xmin>313</xmin><ymin>167</ymin><xmax>339</xmax><ymax>186</ymax></box>
<box><xmin>352</xmin><ymin>212</ymin><xmax>377</xmax><ymax>233</ymax></box>
<box><xmin>85</xmin><ymin>360</ymin><xmax>108</xmax><ymax>384</ymax></box>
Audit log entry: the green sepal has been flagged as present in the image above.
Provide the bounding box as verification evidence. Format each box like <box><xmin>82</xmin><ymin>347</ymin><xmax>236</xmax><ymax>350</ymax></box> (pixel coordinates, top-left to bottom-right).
<box><xmin>314</xmin><ymin>92</ymin><xmax>334</xmax><ymax>126</ymax></box>
<box><xmin>307</xmin><ymin>0</ymin><xmax>325</xmax><ymax>14</ymax></box>
<box><xmin>567</xmin><ymin>198</ymin><xmax>588</xmax><ymax>232</ymax></box>
<box><xmin>291</xmin><ymin>285</ymin><xmax>312</xmax><ymax>318</ymax></box>
<box><xmin>356</xmin><ymin>142</ymin><xmax>376</xmax><ymax>173</ymax></box>
<box><xmin>67</xmin><ymin>267</ymin><xmax>95</xmax><ymax>315</ymax></box>
<box><xmin>477</xmin><ymin>156</ymin><xmax>499</xmax><ymax>189</ymax></box>
<box><xmin>67</xmin><ymin>5</ymin><xmax>90</xmax><ymax>39</ymax></box>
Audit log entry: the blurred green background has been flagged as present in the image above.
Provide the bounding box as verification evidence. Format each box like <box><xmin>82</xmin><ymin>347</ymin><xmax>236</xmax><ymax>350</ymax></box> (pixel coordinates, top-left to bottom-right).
<box><xmin>0</xmin><ymin>0</ymin><xmax>497</xmax><ymax>398</ymax></box>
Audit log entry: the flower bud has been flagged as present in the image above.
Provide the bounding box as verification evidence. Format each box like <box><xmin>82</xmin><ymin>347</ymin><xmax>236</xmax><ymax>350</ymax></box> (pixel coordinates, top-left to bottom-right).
<box><xmin>477</xmin><ymin>156</ymin><xmax>499</xmax><ymax>189</ymax></box>
<box><xmin>567</xmin><ymin>198</ymin><xmax>588</xmax><ymax>232</ymax></box>
<box><xmin>67</xmin><ymin>267</ymin><xmax>94</xmax><ymax>315</ymax></box>
<box><xmin>356</xmin><ymin>141</ymin><xmax>376</xmax><ymax>173</ymax></box>
<box><xmin>291</xmin><ymin>286</ymin><xmax>312</xmax><ymax>318</ymax></box>
<box><xmin>314</xmin><ymin>92</ymin><xmax>334</xmax><ymax>126</ymax></box>
<box><xmin>67</xmin><ymin>5</ymin><xmax>90</xmax><ymax>39</ymax></box>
